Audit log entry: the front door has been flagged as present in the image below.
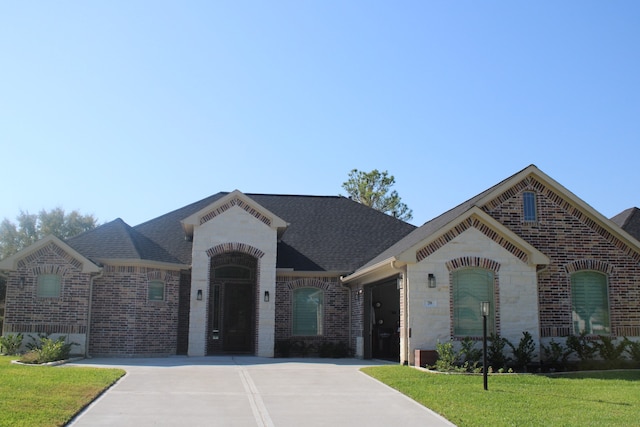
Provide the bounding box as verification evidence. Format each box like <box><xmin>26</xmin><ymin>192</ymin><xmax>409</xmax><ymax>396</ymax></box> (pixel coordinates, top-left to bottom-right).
<box><xmin>223</xmin><ymin>281</ymin><xmax>254</xmax><ymax>352</ymax></box>
<box><xmin>207</xmin><ymin>254</ymin><xmax>257</xmax><ymax>355</ymax></box>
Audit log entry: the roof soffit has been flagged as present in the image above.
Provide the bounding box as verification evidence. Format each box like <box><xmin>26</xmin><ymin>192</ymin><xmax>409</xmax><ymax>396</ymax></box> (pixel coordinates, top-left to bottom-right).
<box><xmin>181</xmin><ymin>190</ymin><xmax>289</xmax><ymax>237</ymax></box>
<box><xmin>0</xmin><ymin>235</ymin><xmax>101</xmax><ymax>273</ymax></box>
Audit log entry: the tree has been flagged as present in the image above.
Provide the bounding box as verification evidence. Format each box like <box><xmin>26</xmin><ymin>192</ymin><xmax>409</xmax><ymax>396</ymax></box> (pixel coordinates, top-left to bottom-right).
<box><xmin>342</xmin><ymin>169</ymin><xmax>413</xmax><ymax>221</ymax></box>
<box><xmin>0</xmin><ymin>208</ymin><xmax>98</xmax><ymax>260</ymax></box>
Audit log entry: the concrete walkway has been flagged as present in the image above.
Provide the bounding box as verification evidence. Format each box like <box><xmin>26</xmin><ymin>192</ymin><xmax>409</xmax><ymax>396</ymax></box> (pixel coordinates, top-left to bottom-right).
<box><xmin>66</xmin><ymin>356</ymin><xmax>455</xmax><ymax>427</ymax></box>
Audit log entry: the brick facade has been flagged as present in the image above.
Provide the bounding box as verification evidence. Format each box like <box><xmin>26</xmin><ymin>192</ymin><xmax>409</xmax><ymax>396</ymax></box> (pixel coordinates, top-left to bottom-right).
<box><xmin>275</xmin><ymin>276</ymin><xmax>350</xmax><ymax>353</ymax></box>
<box><xmin>3</xmin><ymin>242</ymin><xmax>92</xmax><ymax>352</ymax></box>
<box><xmin>484</xmin><ymin>176</ymin><xmax>640</xmax><ymax>338</ymax></box>
<box><xmin>89</xmin><ymin>265</ymin><xmax>181</xmax><ymax>356</ymax></box>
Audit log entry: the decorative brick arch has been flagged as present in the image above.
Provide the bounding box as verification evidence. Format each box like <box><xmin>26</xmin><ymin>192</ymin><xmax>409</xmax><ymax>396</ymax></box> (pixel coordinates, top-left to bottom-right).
<box><xmin>564</xmin><ymin>259</ymin><xmax>614</xmax><ymax>275</ymax></box>
<box><xmin>446</xmin><ymin>257</ymin><xmax>501</xmax><ymax>338</ymax></box>
<box><xmin>286</xmin><ymin>278</ymin><xmax>332</xmax><ymax>291</ymax></box>
<box><xmin>445</xmin><ymin>256</ymin><xmax>501</xmax><ymax>273</ymax></box>
<box><xmin>417</xmin><ymin>218</ymin><xmax>528</xmax><ymax>264</ymax></box>
<box><xmin>200</xmin><ymin>198</ymin><xmax>272</xmax><ymax>226</ymax></box>
<box><xmin>206</xmin><ymin>242</ymin><xmax>265</xmax><ymax>259</ymax></box>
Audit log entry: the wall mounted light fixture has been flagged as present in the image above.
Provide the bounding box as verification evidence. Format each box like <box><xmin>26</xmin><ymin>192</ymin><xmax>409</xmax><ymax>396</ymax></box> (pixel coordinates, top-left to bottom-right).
<box><xmin>264</xmin><ymin>291</ymin><xmax>270</xmax><ymax>302</ymax></box>
<box><xmin>397</xmin><ymin>275</ymin><xmax>404</xmax><ymax>290</ymax></box>
<box><xmin>19</xmin><ymin>276</ymin><xmax>25</xmax><ymax>288</ymax></box>
<box><xmin>356</xmin><ymin>288</ymin><xmax>363</xmax><ymax>300</ymax></box>
<box><xmin>196</xmin><ymin>289</ymin><xmax>203</xmax><ymax>300</ymax></box>
<box><xmin>428</xmin><ymin>273</ymin><xmax>436</xmax><ymax>288</ymax></box>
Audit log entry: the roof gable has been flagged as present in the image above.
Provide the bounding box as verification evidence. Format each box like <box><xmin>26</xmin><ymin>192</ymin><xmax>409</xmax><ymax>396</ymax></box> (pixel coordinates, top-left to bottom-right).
<box><xmin>181</xmin><ymin>190</ymin><xmax>289</xmax><ymax>239</ymax></box>
<box><xmin>351</xmin><ymin>164</ymin><xmax>640</xmax><ymax>279</ymax></box>
<box><xmin>0</xmin><ymin>235</ymin><xmax>101</xmax><ymax>273</ymax></box>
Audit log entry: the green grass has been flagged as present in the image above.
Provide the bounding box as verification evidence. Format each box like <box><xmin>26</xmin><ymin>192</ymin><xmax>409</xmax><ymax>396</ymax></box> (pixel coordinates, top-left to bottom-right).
<box><xmin>362</xmin><ymin>366</ymin><xmax>640</xmax><ymax>427</ymax></box>
<box><xmin>0</xmin><ymin>355</ymin><xmax>125</xmax><ymax>427</ymax></box>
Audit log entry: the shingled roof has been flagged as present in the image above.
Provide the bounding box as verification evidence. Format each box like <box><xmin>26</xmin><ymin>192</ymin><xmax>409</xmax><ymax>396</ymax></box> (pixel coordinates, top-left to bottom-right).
<box><xmin>611</xmin><ymin>207</ymin><xmax>640</xmax><ymax>242</ymax></box>
<box><xmin>67</xmin><ymin>193</ymin><xmax>416</xmax><ymax>273</ymax></box>
<box><xmin>66</xmin><ymin>218</ymin><xmax>185</xmax><ymax>266</ymax></box>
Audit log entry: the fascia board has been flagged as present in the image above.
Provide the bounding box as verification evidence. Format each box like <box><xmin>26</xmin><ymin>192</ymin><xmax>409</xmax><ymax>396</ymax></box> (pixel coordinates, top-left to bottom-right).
<box><xmin>341</xmin><ymin>257</ymin><xmax>403</xmax><ymax>284</ymax></box>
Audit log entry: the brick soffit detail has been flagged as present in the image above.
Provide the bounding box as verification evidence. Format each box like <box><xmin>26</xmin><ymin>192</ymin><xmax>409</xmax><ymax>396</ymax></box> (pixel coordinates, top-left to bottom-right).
<box><xmin>200</xmin><ymin>197</ymin><xmax>272</xmax><ymax>227</ymax></box>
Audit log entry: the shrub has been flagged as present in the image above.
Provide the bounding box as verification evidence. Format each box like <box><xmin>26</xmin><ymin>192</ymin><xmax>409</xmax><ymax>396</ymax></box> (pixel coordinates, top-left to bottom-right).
<box><xmin>624</xmin><ymin>337</ymin><xmax>640</xmax><ymax>363</ymax></box>
<box><xmin>0</xmin><ymin>333</ymin><xmax>23</xmax><ymax>355</ymax></box>
<box><xmin>19</xmin><ymin>334</ymin><xmax>76</xmax><ymax>364</ymax></box>
<box><xmin>434</xmin><ymin>341</ymin><xmax>460</xmax><ymax>372</ymax></box>
<box><xmin>541</xmin><ymin>338</ymin><xmax>572</xmax><ymax>370</ymax></box>
<box><xmin>487</xmin><ymin>333</ymin><xmax>511</xmax><ymax>371</ymax></box>
<box><xmin>595</xmin><ymin>336</ymin><xmax>628</xmax><ymax>368</ymax></box>
<box><xmin>566</xmin><ymin>333</ymin><xmax>597</xmax><ymax>362</ymax></box>
<box><xmin>507</xmin><ymin>331</ymin><xmax>536</xmax><ymax>372</ymax></box>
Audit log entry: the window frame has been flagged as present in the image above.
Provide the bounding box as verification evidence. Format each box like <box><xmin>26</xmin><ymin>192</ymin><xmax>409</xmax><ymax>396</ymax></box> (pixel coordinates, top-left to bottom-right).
<box><xmin>292</xmin><ymin>287</ymin><xmax>324</xmax><ymax>336</ymax></box>
<box><xmin>452</xmin><ymin>268</ymin><xmax>495</xmax><ymax>337</ymax></box>
<box><xmin>571</xmin><ymin>271</ymin><xmax>610</xmax><ymax>335</ymax></box>
<box><xmin>36</xmin><ymin>274</ymin><xmax>62</xmax><ymax>298</ymax></box>
<box><xmin>523</xmin><ymin>191</ymin><xmax>537</xmax><ymax>222</ymax></box>
<box><xmin>148</xmin><ymin>280</ymin><xmax>166</xmax><ymax>302</ymax></box>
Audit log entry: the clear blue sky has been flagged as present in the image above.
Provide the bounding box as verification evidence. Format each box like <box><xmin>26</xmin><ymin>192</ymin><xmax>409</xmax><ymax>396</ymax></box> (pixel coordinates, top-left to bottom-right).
<box><xmin>1</xmin><ymin>2</ymin><xmax>638</xmax><ymax>227</ymax></box>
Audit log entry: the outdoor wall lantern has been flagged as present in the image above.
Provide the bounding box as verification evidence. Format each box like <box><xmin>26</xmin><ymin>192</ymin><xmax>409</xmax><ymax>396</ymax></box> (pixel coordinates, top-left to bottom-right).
<box><xmin>196</xmin><ymin>289</ymin><xmax>203</xmax><ymax>301</ymax></box>
<box><xmin>264</xmin><ymin>291</ymin><xmax>270</xmax><ymax>302</ymax></box>
<box><xmin>480</xmin><ymin>301</ymin><xmax>490</xmax><ymax>391</ymax></box>
<box><xmin>427</xmin><ymin>273</ymin><xmax>436</xmax><ymax>288</ymax></box>
<box><xmin>397</xmin><ymin>275</ymin><xmax>404</xmax><ymax>290</ymax></box>
<box><xmin>356</xmin><ymin>289</ymin><xmax>363</xmax><ymax>300</ymax></box>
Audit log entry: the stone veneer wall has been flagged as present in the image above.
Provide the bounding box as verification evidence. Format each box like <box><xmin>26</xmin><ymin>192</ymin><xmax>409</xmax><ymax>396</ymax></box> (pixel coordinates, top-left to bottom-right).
<box><xmin>485</xmin><ymin>177</ymin><xmax>640</xmax><ymax>338</ymax></box>
<box><xmin>275</xmin><ymin>276</ymin><xmax>349</xmax><ymax>353</ymax></box>
<box><xmin>3</xmin><ymin>242</ymin><xmax>92</xmax><ymax>353</ymax></box>
<box><xmin>89</xmin><ymin>265</ymin><xmax>181</xmax><ymax>356</ymax></box>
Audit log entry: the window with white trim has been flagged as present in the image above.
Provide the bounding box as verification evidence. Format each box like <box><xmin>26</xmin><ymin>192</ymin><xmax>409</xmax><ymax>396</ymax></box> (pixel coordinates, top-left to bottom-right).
<box><xmin>292</xmin><ymin>287</ymin><xmax>324</xmax><ymax>336</ymax></box>
<box><xmin>452</xmin><ymin>268</ymin><xmax>494</xmax><ymax>336</ymax></box>
<box><xmin>37</xmin><ymin>274</ymin><xmax>61</xmax><ymax>298</ymax></box>
<box><xmin>148</xmin><ymin>280</ymin><xmax>165</xmax><ymax>302</ymax></box>
<box><xmin>571</xmin><ymin>271</ymin><xmax>610</xmax><ymax>335</ymax></box>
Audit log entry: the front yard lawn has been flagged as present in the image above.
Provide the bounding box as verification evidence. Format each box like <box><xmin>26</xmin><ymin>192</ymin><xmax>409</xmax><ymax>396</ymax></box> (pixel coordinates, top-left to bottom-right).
<box><xmin>0</xmin><ymin>355</ymin><xmax>125</xmax><ymax>427</ymax></box>
<box><xmin>362</xmin><ymin>366</ymin><xmax>640</xmax><ymax>427</ymax></box>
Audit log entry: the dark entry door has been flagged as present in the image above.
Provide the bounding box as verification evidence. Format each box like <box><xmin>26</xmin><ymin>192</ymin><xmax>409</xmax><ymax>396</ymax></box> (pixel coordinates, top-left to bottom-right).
<box><xmin>222</xmin><ymin>281</ymin><xmax>254</xmax><ymax>353</ymax></box>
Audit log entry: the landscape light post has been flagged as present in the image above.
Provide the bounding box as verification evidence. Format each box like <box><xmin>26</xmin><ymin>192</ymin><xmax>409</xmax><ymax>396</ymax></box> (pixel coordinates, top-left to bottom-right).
<box><xmin>481</xmin><ymin>301</ymin><xmax>490</xmax><ymax>391</ymax></box>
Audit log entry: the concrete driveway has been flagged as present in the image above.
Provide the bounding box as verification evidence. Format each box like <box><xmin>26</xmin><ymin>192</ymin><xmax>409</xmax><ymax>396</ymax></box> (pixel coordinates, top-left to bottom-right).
<box><xmin>66</xmin><ymin>356</ymin><xmax>455</xmax><ymax>427</ymax></box>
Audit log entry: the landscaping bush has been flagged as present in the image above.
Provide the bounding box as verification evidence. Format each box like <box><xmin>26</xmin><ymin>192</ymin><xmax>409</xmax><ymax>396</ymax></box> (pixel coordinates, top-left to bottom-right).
<box><xmin>624</xmin><ymin>337</ymin><xmax>640</xmax><ymax>363</ymax></box>
<box><xmin>541</xmin><ymin>338</ymin><xmax>573</xmax><ymax>371</ymax></box>
<box><xmin>19</xmin><ymin>334</ymin><xmax>76</xmax><ymax>364</ymax></box>
<box><xmin>566</xmin><ymin>333</ymin><xmax>597</xmax><ymax>362</ymax></box>
<box><xmin>507</xmin><ymin>331</ymin><xmax>536</xmax><ymax>372</ymax></box>
<box><xmin>0</xmin><ymin>333</ymin><xmax>23</xmax><ymax>355</ymax></box>
<box><xmin>594</xmin><ymin>336</ymin><xmax>628</xmax><ymax>368</ymax></box>
<box><xmin>487</xmin><ymin>333</ymin><xmax>511</xmax><ymax>371</ymax></box>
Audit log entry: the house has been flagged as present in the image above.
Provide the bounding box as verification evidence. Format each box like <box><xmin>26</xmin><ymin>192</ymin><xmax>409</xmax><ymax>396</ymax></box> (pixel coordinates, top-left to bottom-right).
<box><xmin>1</xmin><ymin>165</ymin><xmax>639</xmax><ymax>365</ymax></box>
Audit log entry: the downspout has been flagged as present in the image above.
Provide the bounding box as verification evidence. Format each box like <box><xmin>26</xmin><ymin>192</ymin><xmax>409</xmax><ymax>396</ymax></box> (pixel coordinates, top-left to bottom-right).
<box><xmin>391</xmin><ymin>260</ymin><xmax>408</xmax><ymax>365</ymax></box>
<box><xmin>85</xmin><ymin>269</ymin><xmax>104</xmax><ymax>358</ymax></box>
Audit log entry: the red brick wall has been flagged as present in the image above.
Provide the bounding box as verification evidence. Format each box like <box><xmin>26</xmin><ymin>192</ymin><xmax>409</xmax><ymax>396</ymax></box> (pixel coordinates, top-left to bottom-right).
<box><xmin>484</xmin><ymin>177</ymin><xmax>640</xmax><ymax>337</ymax></box>
<box><xmin>3</xmin><ymin>242</ymin><xmax>91</xmax><ymax>336</ymax></box>
<box><xmin>275</xmin><ymin>276</ymin><xmax>349</xmax><ymax>351</ymax></box>
<box><xmin>89</xmin><ymin>265</ymin><xmax>181</xmax><ymax>356</ymax></box>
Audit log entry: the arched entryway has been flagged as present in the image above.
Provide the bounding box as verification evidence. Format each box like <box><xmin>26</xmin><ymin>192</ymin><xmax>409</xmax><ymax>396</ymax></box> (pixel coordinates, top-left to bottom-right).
<box><xmin>207</xmin><ymin>252</ymin><xmax>257</xmax><ymax>354</ymax></box>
